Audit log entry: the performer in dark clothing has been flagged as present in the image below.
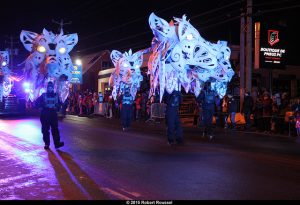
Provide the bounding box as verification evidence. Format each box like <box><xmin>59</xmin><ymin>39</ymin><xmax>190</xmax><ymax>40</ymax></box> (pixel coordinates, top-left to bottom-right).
<box><xmin>196</xmin><ymin>82</ymin><xmax>216</xmax><ymax>140</ymax></box>
<box><xmin>165</xmin><ymin>90</ymin><xmax>183</xmax><ymax>145</ymax></box>
<box><xmin>35</xmin><ymin>81</ymin><xmax>64</xmax><ymax>150</ymax></box>
<box><xmin>118</xmin><ymin>86</ymin><xmax>134</xmax><ymax>131</ymax></box>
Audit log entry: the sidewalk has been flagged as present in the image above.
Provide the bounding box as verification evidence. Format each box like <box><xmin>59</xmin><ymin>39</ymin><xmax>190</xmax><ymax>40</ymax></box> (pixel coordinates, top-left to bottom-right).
<box><xmin>14</xmin><ymin>109</ymin><xmax>299</xmax><ymax>142</ymax></box>
<box><xmin>64</xmin><ymin>113</ymin><xmax>299</xmax><ymax>142</ymax></box>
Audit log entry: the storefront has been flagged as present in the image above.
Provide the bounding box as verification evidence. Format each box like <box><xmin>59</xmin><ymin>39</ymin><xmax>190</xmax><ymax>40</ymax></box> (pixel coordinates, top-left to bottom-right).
<box><xmin>98</xmin><ymin>68</ymin><xmax>114</xmax><ymax>94</ymax></box>
<box><xmin>251</xmin><ymin>21</ymin><xmax>300</xmax><ymax>97</ymax></box>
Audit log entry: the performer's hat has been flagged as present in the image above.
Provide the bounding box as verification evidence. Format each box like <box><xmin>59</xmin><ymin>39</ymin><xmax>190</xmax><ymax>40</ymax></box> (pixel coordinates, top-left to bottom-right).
<box><xmin>47</xmin><ymin>81</ymin><xmax>54</xmax><ymax>88</ymax></box>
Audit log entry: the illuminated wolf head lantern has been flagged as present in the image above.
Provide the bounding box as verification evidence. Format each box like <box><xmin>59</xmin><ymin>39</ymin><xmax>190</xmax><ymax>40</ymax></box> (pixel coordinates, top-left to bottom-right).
<box><xmin>20</xmin><ymin>28</ymin><xmax>78</xmax><ymax>102</ymax></box>
<box><xmin>109</xmin><ymin>49</ymin><xmax>143</xmax><ymax>100</ymax></box>
<box><xmin>0</xmin><ymin>51</ymin><xmax>13</xmax><ymax>101</ymax></box>
<box><xmin>148</xmin><ymin>13</ymin><xmax>234</xmax><ymax>101</ymax></box>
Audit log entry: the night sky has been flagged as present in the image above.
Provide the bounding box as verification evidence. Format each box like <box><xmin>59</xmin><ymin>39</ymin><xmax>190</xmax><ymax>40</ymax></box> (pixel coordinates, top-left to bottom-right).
<box><xmin>0</xmin><ymin>0</ymin><xmax>299</xmax><ymax>66</ymax></box>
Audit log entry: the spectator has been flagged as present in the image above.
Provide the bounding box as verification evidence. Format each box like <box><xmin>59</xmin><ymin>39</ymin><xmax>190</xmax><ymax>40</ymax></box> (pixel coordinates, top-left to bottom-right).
<box><xmin>98</xmin><ymin>92</ymin><xmax>104</xmax><ymax>103</ymax></box>
<box><xmin>135</xmin><ymin>93</ymin><xmax>142</xmax><ymax>121</ymax></box>
<box><xmin>254</xmin><ymin>96</ymin><xmax>263</xmax><ymax>131</ymax></box>
<box><xmin>145</xmin><ymin>97</ymin><xmax>152</xmax><ymax>121</ymax></box>
<box><xmin>82</xmin><ymin>92</ymin><xmax>87</xmax><ymax>115</ymax></box>
<box><xmin>78</xmin><ymin>94</ymin><xmax>83</xmax><ymax>116</ymax></box>
<box><xmin>193</xmin><ymin>103</ymin><xmax>200</xmax><ymax>127</ymax></box>
<box><xmin>274</xmin><ymin>92</ymin><xmax>281</xmax><ymax>108</ymax></box>
<box><xmin>227</xmin><ymin>94</ymin><xmax>239</xmax><ymax>130</ymax></box>
<box><xmin>107</xmin><ymin>95</ymin><xmax>113</xmax><ymax>118</ymax></box>
<box><xmin>281</xmin><ymin>92</ymin><xmax>289</xmax><ymax>110</ymax></box>
<box><xmin>141</xmin><ymin>92</ymin><xmax>148</xmax><ymax>121</ymax></box>
<box><xmin>61</xmin><ymin>97</ymin><xmax>69</xmax><ymax>117</ymax></box>
<box><xmin>221</xmin><ymin>95</ymin><xmax>229</xmax><ymax>129</ymax></box>
<box><xmin>295</xmin><ymin>111</ymin><xmax>300</xmax><ymax>137</ymax></box>
<box><xmin>262</xmin><ymin>92</ymin><xmax>272</xmax><ymax>133</ymax></box>
<box><xmin>242</xmin><ymin>91</ymin><xmax>254</xmax><ymax>130</ymax></box>
<box><xmin>85</xmin><ymin>92</ymin><xmax>93</xmax><ymax>115</ymax></box>
<box><xmin>291</xmin><ymin>98</ymin><xmax>300</xmax><ymax>113</ymax></box>
<box><xmin>114</xmin><ymin>98</ymin><xmax>121</xmax><ymax>119</ymax></box>
<box><xmin>271</xmin><ymin>97</ymin><xmax>279</xmax><ymax>134</ymax></box>
<box><xmin>69</xmin><ymin>93</ymin><xmax>75</xmax><ymax>114</ymax></box>
<box><xmin>92</xmin><ymin>92</ymin><xmax>98</xmax><ymax>114</ymax></box>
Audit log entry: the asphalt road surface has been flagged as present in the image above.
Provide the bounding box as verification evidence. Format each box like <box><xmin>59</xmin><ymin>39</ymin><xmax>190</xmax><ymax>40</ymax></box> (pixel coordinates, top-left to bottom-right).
<box><xmin>0</xmin><ymin>114</ymin><xmax>300</xmax><ymax>200</ymax></box>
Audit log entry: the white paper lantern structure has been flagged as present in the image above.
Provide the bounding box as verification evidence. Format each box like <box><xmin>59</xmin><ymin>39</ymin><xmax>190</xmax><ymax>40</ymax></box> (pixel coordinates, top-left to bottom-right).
<box><xmin>0</xmin><ymin>51</ymin><xmax>13</xmax><ymax>101</ymax></box>
<box><xmin>20</xmin><ymin>29</ymin><xmax>78</xmax><ymax>102</ymax></box>
<box><xmin>109</xmin><ymin>49</ymin><xmax>143</xmax><ymax>100</ymax></box>
<box><xmin>148</xmin><ymin>13</ymin><xmax>235</xmax><ymax>101</ymax></box>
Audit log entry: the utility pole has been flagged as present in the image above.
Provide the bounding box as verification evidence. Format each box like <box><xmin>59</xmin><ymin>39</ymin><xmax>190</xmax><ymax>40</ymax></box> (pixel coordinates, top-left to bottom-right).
<box><xmin>52</xmin><ymin>19</ymin><xmax>72</xmax><ymax>33</ymax></box>
<box><xmin>240</xmin><ymin>10</ymin><xmax>245</xmax><ymax>112</ymax></box>
<box><xmin>5</xmin><ymin>35</ymin><xmax>19</xmax><ymax>71</ymax></box>
<box><xmin>245</xmin><ymin>0</ymin><xmax>253</xmax><ymax>93</ymax></box>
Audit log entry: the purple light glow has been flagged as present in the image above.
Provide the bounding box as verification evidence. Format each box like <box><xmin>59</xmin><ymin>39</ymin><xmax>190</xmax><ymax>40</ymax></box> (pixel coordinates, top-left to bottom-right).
<box><xmin>23</xmin><ymin>82</ymin><xmax>30</xmax><ymax>88</ymax></box>
<box><xmin>0</xmin><ymin>119</ymin><xmax>42</xmax><ymax>145</ymax></box>
<box><xmin>23</xmin><ymin>82</ymin><xmax>31</xmax><ymax>93</ymax></box>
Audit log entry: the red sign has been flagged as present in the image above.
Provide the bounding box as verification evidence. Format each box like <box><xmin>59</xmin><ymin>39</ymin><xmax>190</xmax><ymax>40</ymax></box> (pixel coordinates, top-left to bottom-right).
<box><xmin>268</xmin><ymin>30</ymin><xmax>279</xmax><ymax>46</ymax></box>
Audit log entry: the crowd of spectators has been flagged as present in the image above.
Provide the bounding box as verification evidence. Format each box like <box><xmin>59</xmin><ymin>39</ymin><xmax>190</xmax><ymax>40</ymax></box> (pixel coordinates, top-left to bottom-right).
<box><xmin>61</xmin><ymin>86</ymin><xmax>300</xmax><ymax>137</ymax></box>
<box><xmin>65</xmin><ymin>89</ymin><xmax>160</xmax><ymax>122</ymax></box>
<box><xmin>194</xmin><ymin>86</ymin><xmax>300</xmax><ymax>136</ymax></box>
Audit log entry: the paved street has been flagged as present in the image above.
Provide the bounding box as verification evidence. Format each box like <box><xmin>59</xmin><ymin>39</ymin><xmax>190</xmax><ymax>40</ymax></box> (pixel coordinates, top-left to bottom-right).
<box><xmin>0</xmin><ymin>114</ymin><xmax>300</xmax><ymax>200</ymax></box>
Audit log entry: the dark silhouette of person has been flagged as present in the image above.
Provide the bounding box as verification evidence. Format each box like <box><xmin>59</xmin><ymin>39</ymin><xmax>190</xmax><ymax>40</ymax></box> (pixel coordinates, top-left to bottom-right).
<box><xmin>118</xmin><ymin>86</ymin><xmax>134</xmax><ymax>131</ymax></box>
<box><xmin>242</xmin><ymin>91</ymin><xmax>254</xmax><ymax>129</ymax></box>
<box><xmin>164</xmin><ymin>90</ymin><xmax>183</xmax><ymax>145</ymax></box>
<box><xmin>36</xmin><ymin>81</ymin><xmax>64</xmax><ymax>149</ymax></box>
<box><xmin>197</xmin><ymin>82</ymin><xmax>216</xmax><ymax>140</ymax></box>
<box><xmin>227</xmin><ymin>94</ymin><xmax>238</xmax><ymax>130</ymax></box>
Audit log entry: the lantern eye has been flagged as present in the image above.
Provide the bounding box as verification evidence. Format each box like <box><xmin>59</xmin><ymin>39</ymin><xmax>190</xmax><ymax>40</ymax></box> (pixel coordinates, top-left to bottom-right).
<box><xmin>59</xmin><ymin>47</ymin><xmax>66</xmax><ymax>54</ymax></box>
<box><xmin>186</xmin><ymin>34</ymin><xmax>194</xmax><ymax>40</ymax></box>
<box><xmin>37</xmin><ymin>46</ymin><xmax>46</xmax><ymax>53</ymax></box>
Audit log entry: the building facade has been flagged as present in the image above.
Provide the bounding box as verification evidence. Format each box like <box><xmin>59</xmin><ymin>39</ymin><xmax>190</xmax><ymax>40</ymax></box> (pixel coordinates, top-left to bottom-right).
<box><xmin>82</xmin><ymin>46</ymin><xmax>300</xmax><ymax>98</ymax></box>
<box><xmin>81</xmin><ymin>50</ymin><xmax>113</xmax><ymax>93</ymax></box>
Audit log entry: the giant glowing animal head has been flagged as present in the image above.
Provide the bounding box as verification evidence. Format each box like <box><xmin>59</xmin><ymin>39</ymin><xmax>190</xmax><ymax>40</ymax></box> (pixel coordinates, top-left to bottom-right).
<box><xmin>20</xmin><ymin>29</ymin><xmax>78</xmax><ymax>102</ymax></box>
<box><xmin>148</xmin><ymin>13</ymin><xmax>234</xmax><ymax>100</ymax></box>
<box><xmin>20</xmin><ymin>29</ymin><xmax>78</xmax><ymax>79</ymax></box>
<box><xmin>149</xmin><ymin>13</ymin><xmax>219</xmax><ymax>70</ymax></box>
<box><xmin>109</xmin><ymin>49</ymin><xmax>143</xmax><ymax>99</ymax></box>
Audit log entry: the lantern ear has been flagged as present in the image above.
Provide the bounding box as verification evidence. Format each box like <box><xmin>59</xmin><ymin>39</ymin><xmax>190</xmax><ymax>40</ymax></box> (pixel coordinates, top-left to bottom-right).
<box><xmin>177</xmin><ymin>15</ymin><xmax>201</xmax><ymax>42</ymax></box>
<box><xmin>20</xmin><ymin>30</ymin><xmax>39</xmax><ymax>52</ymax></box>
<box><xmin>62</xmin><ymin>33</ymin><xmax>78</xmax><ymax>53</ymax></box>
<box><xmin>148</xmin><ymin>12</ymin><xmax>171</xmax><ymax>37</ymax></box>
<box><xmin>132</xmin><ymin>51</ymin><xmax>143</xmax><ymax>67</ymax></box>
<box><xmin>110</xmin><ymin>50</ymin><xmax>123</xmax><ymax>67</ymax></box>
<box><xmin>149</xmin><ymin>12</ymin><xmax>169</xmax><ymax>29</ymax></box>
<box><xmin>42</xmin><ymin>28</ymin><xmax>51</xmax><ymax>36</ymax></box>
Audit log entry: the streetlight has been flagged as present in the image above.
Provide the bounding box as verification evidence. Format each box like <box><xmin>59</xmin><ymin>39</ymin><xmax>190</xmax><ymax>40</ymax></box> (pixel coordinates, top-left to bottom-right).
<box><xmin>23</xmin><ymin>82</ymin><xmax>31</xmax><ymax>93</ymax></box>
<box><xmin>75</xmin><ymin>59</ymin><xmax>82</xmax><ymax>66</ymax></box>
